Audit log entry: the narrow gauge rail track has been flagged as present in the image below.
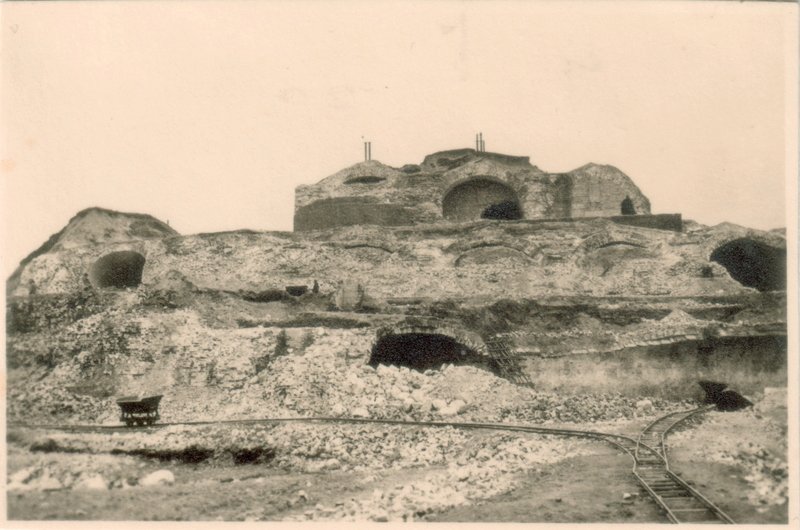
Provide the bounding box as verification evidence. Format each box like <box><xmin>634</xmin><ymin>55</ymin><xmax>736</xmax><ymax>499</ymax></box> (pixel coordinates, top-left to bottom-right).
<box><xmin>10</xmin><ymin>406</ymin><xmax>733</xmax><ymax>524</ymax></box>
<box><xmin>634</xmin><ymin>406</ymin><xmax>734</xmax><ymax>524</ymax></box>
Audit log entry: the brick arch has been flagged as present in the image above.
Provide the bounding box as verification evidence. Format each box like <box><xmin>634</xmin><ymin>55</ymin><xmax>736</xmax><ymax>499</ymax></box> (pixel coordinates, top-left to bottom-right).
<box><xmin>577</xmin><ymin>231</ymin><xmax>650</xmax><ymax>253</ymax></box>
<box><xmin>455</xmin><ymin>241</ymin><xmax>533</xmax><ymax>255</ymax></box>
<box><xmin>343</xmin><ymin>243</ymin><xmax>395</xmax><ymax>254</ymax></box>
<box><xmin>703</xmin><ymin>233</ymin><xmax>785</xmax><ymax>257</ymax></box>
<box><xmin>89</xmin><ymin>250</ymin><xmax>146</xmax><ymax>289</ymax></box>
<box><xmin>598</xmin><ymin>241</ymin><xmax>646</xmax><ymax>249</ymax></box>
<box><xmin>372</xmin><ymin>321</ymin><xmax>488</xmax><ymax>357</ymax></box>
<box><xmin>441</xmin><ymin>177</ymin><xmax>523</xmax><ymax>222</ymax></box>
<box><xmin>454</xmin><ymin>244</ymin><xmax>534</xmax><ymax>267</ymax></box>
<box><xmin>709</xmin><ymin>238</ymin><xmax>785</xmax><ymax>292</ymax></box>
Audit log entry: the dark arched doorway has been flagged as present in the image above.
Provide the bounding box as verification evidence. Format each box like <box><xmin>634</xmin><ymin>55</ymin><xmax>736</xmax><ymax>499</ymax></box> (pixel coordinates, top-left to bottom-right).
<box><xmin>620</xmin><ymin>196</ymin><xmax>636</xmax><ymax>215</ymax></box>
<box><xmin>442</xmin><ymin>179</ymin><xmax>522</xmax><ymax>221</ymax></box>
<box><xmin>710</xmin><ymin>239</ymin><xmax>785</xmax><ymax>291</ymax></box>
<box><xmin>89</xmin><ymin>251</ymin><xmax>146</xmax><ymax>289</ymax></box>
<box><xmin>369</xmin><ymin>333</ymin><xmax>485</xmax><ymax>371</ymax></box>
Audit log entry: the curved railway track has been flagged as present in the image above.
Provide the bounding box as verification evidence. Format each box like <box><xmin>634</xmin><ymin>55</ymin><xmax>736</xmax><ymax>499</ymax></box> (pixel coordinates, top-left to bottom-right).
<box><xmin>634</xmin><ymin>406</ymin><xmax>734</xmax><ymax>524</ymax></box>
<box><xmin>9</xmin><ymin>406</ymin><xmax>732</xmax><ymax>524</ymax></box>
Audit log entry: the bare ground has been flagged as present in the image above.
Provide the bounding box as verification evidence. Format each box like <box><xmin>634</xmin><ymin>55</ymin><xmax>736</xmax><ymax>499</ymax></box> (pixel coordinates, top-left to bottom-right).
<box><xmin>6</xmin><ymin>407</ymin><xmax>787</xmax><ymax>523</ymax></box>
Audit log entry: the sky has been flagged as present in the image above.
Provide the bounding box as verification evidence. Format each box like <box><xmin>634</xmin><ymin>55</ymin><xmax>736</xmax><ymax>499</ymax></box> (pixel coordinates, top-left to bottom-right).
<box><xmin>1</xmin><ymin>1</ymin><xmax>797</xmax><ymax>277</ymax></box>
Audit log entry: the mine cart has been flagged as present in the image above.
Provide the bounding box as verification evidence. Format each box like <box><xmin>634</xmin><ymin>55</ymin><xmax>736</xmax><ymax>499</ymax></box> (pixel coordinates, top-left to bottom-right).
<box><xmin>116</xmin><ymin>395</ymin><xmax>162</xmax><ymax>427</ymax></box>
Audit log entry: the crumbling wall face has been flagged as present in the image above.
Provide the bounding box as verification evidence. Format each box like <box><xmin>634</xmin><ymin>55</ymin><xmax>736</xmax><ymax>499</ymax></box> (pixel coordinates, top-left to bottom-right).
<box><xmin>294</xmin><ymin>160</ymin><xmax>443</xmax><ymax>229</ymax></box>
<box><xmin>294</xmin><ymin>160</ymin><xmax>441</xmax><ymax>212</ymax></box>
<box><xmin>610</xmin><ymin>214</ymin><xmax>683</xmax><ymax>232</ymax></box>
<box><xmin>546</xmin><ymin>175</ymin><xmax>573</xmax><ymax>218</ymax></box>
<box><xmin>566</xmin><ymin>165</ymin><xmax>650</xmax><ymax>218</ymax></box>
<box><xmin>420</xmin><ymin>149</ymin><xmax>531</xmax><ymax>172</ymax></box>
<box><xmin>294</xmin><ymin>161</ymin><xmax>407</xmax><ymax>210</ymax></box>
<box><xmin>293</xmin><ymin>198</ymin><xmax>422</xmax><ymax>231</ymax></box>
<box><xmin>293</xmin><ymin>153</ymin><xmax>653</xmax><ymax>228</ymax></box>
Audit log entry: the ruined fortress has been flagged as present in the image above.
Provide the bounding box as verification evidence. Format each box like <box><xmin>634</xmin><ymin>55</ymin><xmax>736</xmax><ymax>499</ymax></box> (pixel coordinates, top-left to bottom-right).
<box><xmin>6</xmin><ymin>145</ymin><xmax>788</xmax><ymax>425</ymax></box>
<box><xmin>8</xmin><ymin>147</ymin><xmax>781</xmax><ymax>299</ymax></box>
<box><xmin>294</xmin><ymin>148</ymin><xmax>677</xmax><ymax>231</ymax></box>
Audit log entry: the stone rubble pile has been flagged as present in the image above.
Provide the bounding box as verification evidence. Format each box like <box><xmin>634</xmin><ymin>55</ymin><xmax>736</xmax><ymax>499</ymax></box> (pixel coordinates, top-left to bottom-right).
<box><xmin>9</xmin><ymin>318</ymin><xmax>684</xmax><ymax>427</ymax></box>
<box><xmin>5</xmin><ymin>452</ymin><xmax>164</xmax><ymax>492</ymax></box>
<box><xmin>285</xmin><ymin>433</ymin><xmax>595</xmax><ymax>521</ymax></box>
<box><xmin>739</xmin><ymin>445</ymin><xmax>788</xmax><ymax>509</ymax></box>
<box><xmin>243</xmin><ymin>332</ymin><xmax>679</xmax><ymax>425</ymax></box>
<box><xmin>669</xmin><ymin>404</ymin><xmax>788</xmax><ymax>510</ymax></box>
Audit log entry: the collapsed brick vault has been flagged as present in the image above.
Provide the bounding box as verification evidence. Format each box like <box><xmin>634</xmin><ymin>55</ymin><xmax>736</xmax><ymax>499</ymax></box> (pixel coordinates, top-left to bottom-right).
<box><xmin>710</xmin><ymin>238</ymin><xmax>786</xmax><ymax>292</ymax></box>
<box><xmin>369</xmin><ymin>323</ymin><xmax>490</xmax><ymax>371</ymax></box>
<box><xmin>370</xmin><ymin>334</ymin><xmax>481</xmax><ymax>371</ymax></box>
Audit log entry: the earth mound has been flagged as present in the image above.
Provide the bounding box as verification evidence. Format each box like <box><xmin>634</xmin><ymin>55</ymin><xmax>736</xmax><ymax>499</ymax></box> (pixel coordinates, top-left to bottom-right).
<box><xmin>8</xmin><ymin>207</ymin><xmax>177</xmax><ymax>293</ymax></box>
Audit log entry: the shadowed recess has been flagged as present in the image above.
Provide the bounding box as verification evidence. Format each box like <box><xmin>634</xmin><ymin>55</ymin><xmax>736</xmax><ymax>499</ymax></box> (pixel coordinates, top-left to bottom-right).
<box><xmin>598</xmin><ymin>241</ymin><xmax>645</xmax><ymax>249</ymax></box>
<box><xmin>698</xmin><ymin>380</ymin><xmax>753</xmax><ymax>412</ymax></box>
<box><xmin>710</xmin><ymin>238</ymin><xmax>785</xmax><ymax>292</ymax></box>
<box><xmin>621</xmin><ymin>196</ymin><xmax>636</xmax><ymax>215</ymax></box>
<box><xmin>89</xmin><ymin>251</ymin><xmax>146</xmax><ymax>289</ymax></box>
<box><xmin>345</xmin><ymin>176</ymin><xmax>386</xmax><ymax>185</ymax></box>
<box><xmin>443</xmin><ymin>179</ymin><xmax>521</xmax><ymax>221</ymax></box>
<box><xmin>369</xmin><ymin>333</ymin><xmax>481</xmax><ymax>371</ymax></box>
<box><xmin>455</xmin><ymin>245</ymin><xmax>531</xmax><ymax>267</ymax></box>
<box><xmin>294</xmin><ymin>198</ymin><xmax>413</xmax><ymax>231</ymax></box>
<box><xmin>481</xmin><ymin>200</ymin><xmax>523</xmax><ymax>220</ymax></box>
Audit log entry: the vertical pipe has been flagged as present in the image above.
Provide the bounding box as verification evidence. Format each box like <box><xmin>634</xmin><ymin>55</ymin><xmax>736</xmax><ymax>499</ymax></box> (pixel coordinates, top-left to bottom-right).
<box><xmin>476</xmin><ymin>134</ymin><xmax>479</xmax><ymax>151</ymax></box>
<box><xmin>364</xmin><ymin>142</ymin><xmax>367</xmax><ymax>161</ymax></box>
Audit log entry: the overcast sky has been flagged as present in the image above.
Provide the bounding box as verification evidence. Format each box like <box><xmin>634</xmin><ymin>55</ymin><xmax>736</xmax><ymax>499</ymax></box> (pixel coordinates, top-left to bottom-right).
<box><xmin>2</xmin><ymin>1</ymin><xmax>797</xmax><ymax>277</ymax></box>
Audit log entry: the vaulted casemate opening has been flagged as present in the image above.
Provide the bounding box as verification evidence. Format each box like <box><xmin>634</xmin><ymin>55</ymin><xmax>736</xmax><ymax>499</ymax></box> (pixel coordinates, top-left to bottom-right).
<box><xmin>345</xmin><ymin>176</ymin><xmax>386</xmax><ymax>185</ymax></box>
<box><xmin>89</xmin><ymin>251</ymin><xmax>146</xmax><ymax>289</ymax></box>
<box><xmin>442</xmin><ymin>178</ymin><xmax>522</xmax><ymax>221</ymax></box>
<box><xmin>710</xmin><ymin>238</ymin><xmax>785</xmax><ymax>292</ymax></box>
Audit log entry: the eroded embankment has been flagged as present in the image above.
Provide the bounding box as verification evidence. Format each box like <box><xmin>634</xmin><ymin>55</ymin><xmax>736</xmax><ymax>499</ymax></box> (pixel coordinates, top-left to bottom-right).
<box><xmin>520</xmin><ymin>335</ymin><xmax>786</xmax><ymax>399</ymax></box>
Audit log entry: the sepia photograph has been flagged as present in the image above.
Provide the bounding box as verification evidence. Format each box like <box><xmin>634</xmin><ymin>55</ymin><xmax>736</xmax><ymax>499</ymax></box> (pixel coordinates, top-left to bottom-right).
<box><xmin>2</xmin><ymin>0</ymin><xmax>797</xmax><ymax>525</ymax></box>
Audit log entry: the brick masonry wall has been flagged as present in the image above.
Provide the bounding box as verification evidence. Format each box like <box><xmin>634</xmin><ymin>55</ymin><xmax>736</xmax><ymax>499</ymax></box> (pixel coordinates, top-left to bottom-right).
<box><xmin>294</xmin><ymin>151</ymin><xmax>652</xmax><ymax>229</ymax></box>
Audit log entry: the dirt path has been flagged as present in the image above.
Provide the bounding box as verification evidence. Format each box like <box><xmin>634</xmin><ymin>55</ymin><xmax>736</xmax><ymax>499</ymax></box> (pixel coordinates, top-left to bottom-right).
<box><xmin>431</xmin><ymin>448</ymin><xmax>665</xmax><ymax>523</ymax></box>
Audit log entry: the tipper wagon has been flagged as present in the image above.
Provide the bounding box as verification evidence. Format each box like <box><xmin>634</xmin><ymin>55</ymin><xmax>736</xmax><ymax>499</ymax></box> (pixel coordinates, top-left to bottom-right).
<box><xmin>116</xmin><ymin>395</ymin><xmax>162</xmax><ymax>427</ymax></box>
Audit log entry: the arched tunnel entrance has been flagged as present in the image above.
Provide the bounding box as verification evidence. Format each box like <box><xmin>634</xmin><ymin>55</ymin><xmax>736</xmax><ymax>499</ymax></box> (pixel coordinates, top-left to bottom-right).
<box><xmin>369</xmin><ymin>333</ymin><xmax>487</xmax><ymax>371</ymax></box>
<box><xmin>442</xmin><ymin>179</ymin><xmax>522</xmax><ymax>222</ymax></box>
<box><xmin>620</xmin><ymin>196</ymin><xmax>636</xmax><ymax>215</ymax></box>
<box><xmin>89</xmin><ymin>251</ymin><xmax>146</xmax><ymax>289</ymax></box>
<box><xmin>710</xmin><ymin>238</ymin><xmax>785</xmax><ymax>292</ymax></box>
